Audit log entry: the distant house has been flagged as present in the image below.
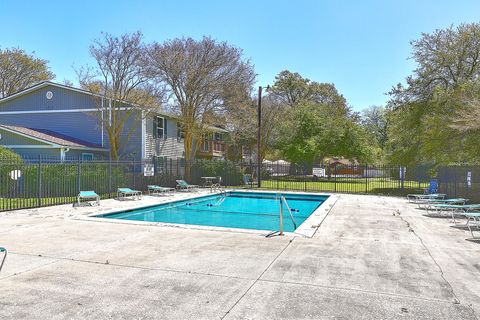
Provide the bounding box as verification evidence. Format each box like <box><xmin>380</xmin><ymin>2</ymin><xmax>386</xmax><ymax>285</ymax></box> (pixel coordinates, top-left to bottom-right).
<box><xmin>0</xmin><ymin>82</ymin><xmax>227</xmax><ymax>160</ymax></box>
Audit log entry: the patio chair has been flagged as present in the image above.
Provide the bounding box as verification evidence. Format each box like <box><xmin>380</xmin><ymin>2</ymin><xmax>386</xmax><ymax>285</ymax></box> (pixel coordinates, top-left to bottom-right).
<box><xmin>77</xmin><ymin>190</ymin><xmax>100</xmax><ymax>206</ymax></box>
<box><xmin>117</xmin><ymin>188</ymin><xmax>142</xmax><ymax>200</ymax></box>
<box><xmin>176</xmin><ymin>180</ymin><xmax>198</xmax><ymax>191</ymax></box>
<box><xmin>147</xmin><ymin>185</ymin><xmax>175</xmax><ymax>195</ymax></box>
<box><xmin>417</xmin><ymin>197</ymin><xmax>468</xmax><ymax>209</ymax></box>
<box><xmin>425</xmin><ymin>179</ymin><xmax>439</xmax><ymax>194</ymax></box>
<box><xmin>243</xmin><ymin>174</ymin><xmax>253</xmax><ymax>188</ymax></box>
<box><xmin>0</xmin><ymin>247</ymin><xmax>7</xmax><ymax>272</ymax></box>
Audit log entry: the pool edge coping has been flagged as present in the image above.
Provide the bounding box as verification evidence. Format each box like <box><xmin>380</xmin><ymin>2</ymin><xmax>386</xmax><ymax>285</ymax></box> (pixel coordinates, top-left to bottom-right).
<box><xmin>78</xmin><ymin>189</ymin><xmax>336</xmax><ymax>238</ymax></box>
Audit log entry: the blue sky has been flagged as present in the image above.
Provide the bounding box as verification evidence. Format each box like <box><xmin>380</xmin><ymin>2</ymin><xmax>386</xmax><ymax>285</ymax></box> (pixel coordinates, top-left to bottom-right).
<box><xmin>1</xmin><ymin>0</ymin><xmax>480</xmax><ymax>110</ymax></box>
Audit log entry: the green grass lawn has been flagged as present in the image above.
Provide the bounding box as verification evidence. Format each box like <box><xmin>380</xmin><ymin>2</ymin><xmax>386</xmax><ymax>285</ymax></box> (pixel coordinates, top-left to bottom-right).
<box><xmin>260</xmin><ymin>178</ymin><xmax>428</xmax><ymax>196</ymax></box>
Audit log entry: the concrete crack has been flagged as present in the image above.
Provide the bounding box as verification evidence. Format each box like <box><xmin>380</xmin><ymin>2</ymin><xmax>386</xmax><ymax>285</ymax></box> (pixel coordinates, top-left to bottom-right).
<box><xmin>394</xmin><ymin>210</ymin><xmax>462</xmax><ymax>305</ymax></box>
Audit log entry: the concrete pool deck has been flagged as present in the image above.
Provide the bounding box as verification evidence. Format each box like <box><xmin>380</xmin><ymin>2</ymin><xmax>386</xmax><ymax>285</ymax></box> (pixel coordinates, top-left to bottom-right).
<box><xmin>0</xmin><ymin>192</ymin><xmax>479</xmax><ymax>319</ymax></box>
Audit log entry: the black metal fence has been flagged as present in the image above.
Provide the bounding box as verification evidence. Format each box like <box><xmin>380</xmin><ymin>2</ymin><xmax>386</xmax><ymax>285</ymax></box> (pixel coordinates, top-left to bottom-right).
<box><xmin>259</xmin><ymin>163</ymin><xmax>432</xmax><ymax>195</ymax></box>
<box><xmin>1</xmin><ymin>156</ymin><xmax>479</xmax><ymax>211</ymax></box>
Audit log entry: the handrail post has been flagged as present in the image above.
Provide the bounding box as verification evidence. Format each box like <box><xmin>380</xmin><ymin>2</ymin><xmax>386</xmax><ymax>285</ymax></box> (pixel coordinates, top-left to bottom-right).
<box><xmin>279</xmin><ymin>196</ymin><xmax>283</xmax><ymax>235</ymax></box>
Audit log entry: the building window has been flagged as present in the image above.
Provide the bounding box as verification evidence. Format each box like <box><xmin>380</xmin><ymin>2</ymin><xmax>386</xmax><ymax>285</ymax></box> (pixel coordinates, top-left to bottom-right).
<box><xmin>214</xmin><ymin>132</ymin><xmax>223</xmax><ymax>141</ymax></box>
<box><xmin>201</xmin><ymin>134</ymin><xmax>210</xmax><ymax>152</ymax></box>
<box><xmin>177</xmin><ymin>123</ymin><xmax>185</xmax><ymax>141</ymax></box>
<box><xmin>82</xmin><ymin>153</ymin><xmax>94</xmax><ymax>161</ymax></box>
<box><xmin>153</xmin><ymin>116</ymin><xmax>165</xmax><ymax>139</ymax></box>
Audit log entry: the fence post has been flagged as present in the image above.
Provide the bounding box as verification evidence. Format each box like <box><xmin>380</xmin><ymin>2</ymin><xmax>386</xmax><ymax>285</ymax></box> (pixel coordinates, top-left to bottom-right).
<box><xmin>304</xmin><ymin>165</ymin><xmax>307</xmax><ymax>192</ymax></box>
<box><xmin>276</xmin><ymin>161</ymin><xmax>279</xmax><ymax>190</ymax></box>
<box><xmin>365</xmin><ymin>164</ymin><xmax>368</xmax><ymax>193</ymax></box>
<box><xmin>334</xmin><ymin>164</ymin><xmax>337</xmax><ymax>193</ymax></box>
<box><xmin>132</xmin><ymin>156</ymin><xmax>136</xmax><ymax>190</ymax></box>
<box><xmin>401</xmin><ymin>166</ymin><xmax>405</xmax><ymax>191</ymax></box>
<box><xmin>108</xmin><ymin>157</ymin><xmax>112</xmax><ymax>198</ymax></box>
<box><xmin>77</xmin><ymin>156</ymin><xmax>81</xmax><ymax>195</ymax></box>
<box><xmin>37</xmin><ymin>155</ymin><xmax>42</xmax><ymax>207</ymax></box>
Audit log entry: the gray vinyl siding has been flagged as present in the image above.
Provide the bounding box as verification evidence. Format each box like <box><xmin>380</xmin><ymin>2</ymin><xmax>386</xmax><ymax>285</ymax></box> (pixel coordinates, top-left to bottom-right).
<box><xmin>0</xmin><ymin>83</ymin><xmax>195</xmax><ymax>160</ymax></box>
<box><xmin>117</xmin><ymin>111</ymin><xmax>142</xmax><ymax>159</ymax></box>
<box><xmin>0</xmin><ymin>85</ymin><xmax>100</xmax><ymax>112</ymax></box>
<box><xmin>0</xmin><ymin>129</ymin><xmax>50</xmax><ymax>145</ymax></box>
<box><xmin>144</xmin><ymin>116</ymin><xmax>184</xmax><ymax>159</ymax></box>
<box><xmin>6</xmin><ymin>147</ymin><xmax>61</xmax><ymax>159</ymax></box>
<box><xmin>0</xmin><ymin>112</ymin><xmax>104</xmax><ymax>146</ymax></box>
<box><xmin>4</xmin><ymin>147</ymin><xmax>106</xmax><ymax>160</ymax></box>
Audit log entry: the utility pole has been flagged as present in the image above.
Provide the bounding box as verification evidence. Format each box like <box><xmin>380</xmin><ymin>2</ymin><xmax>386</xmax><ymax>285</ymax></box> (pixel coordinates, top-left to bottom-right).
<box><xmin>257</xmin><ymin>86</ymin><xmax>262</xmax><ymax>188</ymax></box>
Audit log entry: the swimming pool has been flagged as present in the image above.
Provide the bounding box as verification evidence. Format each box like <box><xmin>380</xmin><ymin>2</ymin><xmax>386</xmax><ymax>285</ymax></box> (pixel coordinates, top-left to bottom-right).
<box><xmin>96</xmin><ymin>191</ymin><xmax>329</xmax><ymax>232</ymax></box>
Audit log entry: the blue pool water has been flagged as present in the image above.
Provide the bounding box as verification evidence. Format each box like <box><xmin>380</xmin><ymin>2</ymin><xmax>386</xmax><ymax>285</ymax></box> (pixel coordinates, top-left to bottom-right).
<box><xmin>97</xmin><ymin>192</ymin><xmax>328</xmax><ymax>232</ymax></box>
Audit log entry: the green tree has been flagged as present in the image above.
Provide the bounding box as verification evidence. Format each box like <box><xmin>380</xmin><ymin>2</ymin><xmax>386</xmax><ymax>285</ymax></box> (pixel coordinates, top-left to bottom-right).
<box><xmin>0</xmin><ymin>48</ymin><xmax>54</xmax><ymax>98</ymax></box>
<box><xmin>390</xmin><ymin>23</ymin><xmax>480</xmax><ymax>104</ymax></box>
<box><xmin>278</xmin><ymin>102</ymin><xmax>372</xmax><ymax>164</ymax></box>
<box><xmin>386</xmin><ymin>23</ymin><xmax>480</xmax><ymax>165</ymax></box>
<box><xmin>270</xmin><ymin>70</ymin><xmax>349</xmax><ymax>114</ymax></box>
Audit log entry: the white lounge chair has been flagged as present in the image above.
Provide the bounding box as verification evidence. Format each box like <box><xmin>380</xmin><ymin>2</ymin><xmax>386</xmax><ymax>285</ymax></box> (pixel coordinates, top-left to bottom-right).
<box><xmin>425</xmin><ymin>203</ymin><xmax>480</xmax><ymax>224</ymax></box>
<box><xmin>176</xmin><ymin>180</ymin><xmax>198</xmax><ymax>191</ymax></box>
<box><xmin>117</xmin><ymin>188</ymin><xmax>142</xmax><ymax>200</ymax></box>
<box><xmin>407</xmin><ymin>193</ymin><xmax>446</xmax><ymax>203</ymax></box>
<box><xmin>417</xmin><ymin>198</ymin><xmax>468</xmax><ymax>209</ymax></box>
<box><xmin>77</xmin><ymin>190</ymin><xmax>100</xmax><ymax>206</ymax></box>
<box><xmin>148</xmin><ymin>185</ymin><xmax>175</xmax><ymax>195</ymax></box>
<box><xmin>464</xmin><ymin>211</ymin><xmax>480</xmax><ymax>239</ymax></box>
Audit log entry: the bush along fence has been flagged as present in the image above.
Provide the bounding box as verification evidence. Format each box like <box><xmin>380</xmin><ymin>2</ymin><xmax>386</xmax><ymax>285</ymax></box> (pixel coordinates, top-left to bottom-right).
<box><xmin>0</xmin><ymin>156</ymin><xmax>478</xmax><ymax>211</ymax></box>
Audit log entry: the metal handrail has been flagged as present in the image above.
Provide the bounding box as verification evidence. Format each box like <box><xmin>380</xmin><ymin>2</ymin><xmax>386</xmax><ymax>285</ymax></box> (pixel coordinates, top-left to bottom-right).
<box><xmin>0</xmin><ymin>247</ymin><xmax>7</xmax><ymax>272</ymax></box>
<box><xmin>281</xmin><ymin>196</ymin><xmax>297</xmax><ymax>230</ymax></box>
<box><xmin>214</xmin><ymin>192</ymin><xmax>227</xmax><ymax>206</ymax></box>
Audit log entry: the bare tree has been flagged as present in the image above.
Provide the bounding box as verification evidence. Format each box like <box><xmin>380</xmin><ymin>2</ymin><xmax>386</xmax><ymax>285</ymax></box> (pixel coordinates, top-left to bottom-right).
<box><xmin>146</xmin><ymin>36</ymin><xmax>256</xmax><ymax>164</ymax></box>
<box><xmin>77</xmin><ymin>31</ymin><xmax>162</xmax><ymax>160</ymax></box>
<box><xmin>0</xmin><ymin>47</ymin><xmax>54</xmax><ymax>98</ymax></box>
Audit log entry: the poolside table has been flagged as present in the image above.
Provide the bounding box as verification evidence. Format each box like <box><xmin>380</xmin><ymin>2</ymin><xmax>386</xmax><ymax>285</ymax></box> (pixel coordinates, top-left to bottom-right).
<box><xmin>201</xmin><ymin>176</ymin><xmax>217</xmax><ymax>187</ymax></box>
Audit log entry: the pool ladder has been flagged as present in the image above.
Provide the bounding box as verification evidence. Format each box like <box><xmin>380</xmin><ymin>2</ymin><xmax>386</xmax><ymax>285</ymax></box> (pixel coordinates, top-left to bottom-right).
<box><xmin>0</xmin><ymin>247</ymin><xmax>7</xmax><ymax>272</ymax></box>
<box><xmin>214</xmin><ymin>192</ymin><xmax>227</xmax><ymax>206</ymax></box>
<box><xmin>266</xmin><ymin>195</ymin><xmax>297</xmax><ymax>237</ymax></box>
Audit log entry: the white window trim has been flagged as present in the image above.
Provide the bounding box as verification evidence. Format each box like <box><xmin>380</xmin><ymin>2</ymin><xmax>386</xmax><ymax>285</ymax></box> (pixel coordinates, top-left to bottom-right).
<box><xmin>154</xmin><ymin>116</ymin><xmax>165</xmax><ymax>139</ymax></box>
<box><xmin>141</xmin><ymin>111</ymin><xmax>146</xmax><ymax>159</ymax></box>
<box><xmin>81</xmin><ymin>153</ymin><xmax>94</xmax><ymax>161</ymax></box>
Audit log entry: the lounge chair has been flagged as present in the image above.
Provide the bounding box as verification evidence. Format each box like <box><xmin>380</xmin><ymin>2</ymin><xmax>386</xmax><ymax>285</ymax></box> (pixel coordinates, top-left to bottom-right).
<box><xmin>417</xmin><ymin>198</ymin><xmax>468</xmax><ymax>209</ymax></box>
<box><xmin>77</xmin><ymin>190</ymin><xmax>100</xmax><ymax>206</ymax></box>
<box><xmin>425</xmin><ymin>203</ymin><xmax>480</xmax><ymax>224</ymax></box>
<box><xmin>148</xmin><ymin>185</ymin><xmax>175</xmax><ymax>195</ymax></box>
<box><xmin>407</xmin><ymin>179</ymin><xmax>443</xmax><ymax>203</ymax></box>
<box><xmin>407</xmin><ymin>193</ymin><xmax>446</xmax><ymax>203</ymax></box>
<box><xmin>176</xmin><ymin>180</ymin><xmax>198</xmax><ymax>191</ymax></box>
<box><xmin>0</xmin><ymin>247</ymin><xmax>7</xmax><ymax>272</ymax></box>
<box><xmin>464</xmin><ymin>211</ymin><xmax>480</xmax><ymax>239</ymax></box>
<box><xmin>117</xmin><ymin>188</ymin><xmax>142</xmax><ymax>200</ymax></box>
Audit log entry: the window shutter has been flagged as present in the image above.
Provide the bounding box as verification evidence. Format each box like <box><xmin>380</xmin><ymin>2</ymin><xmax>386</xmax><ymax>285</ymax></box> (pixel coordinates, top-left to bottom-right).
<box><xmin>163</xmin><ymin>118</ymin><xmax>167</xmax><ymax>139</ymax></box>
<box><xmin>153</xmin><ymin>117</ymin><xmax>158</xmax><ymax>138</ymax></box>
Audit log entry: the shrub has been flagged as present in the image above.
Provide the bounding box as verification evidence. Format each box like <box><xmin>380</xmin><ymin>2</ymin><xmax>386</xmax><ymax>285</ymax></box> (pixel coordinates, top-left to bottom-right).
<box><xmin>190</xmin><ymin>160</ymin><xmax>244</xmax><ymax>186</ymax></box>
